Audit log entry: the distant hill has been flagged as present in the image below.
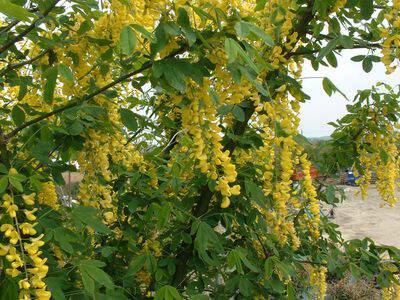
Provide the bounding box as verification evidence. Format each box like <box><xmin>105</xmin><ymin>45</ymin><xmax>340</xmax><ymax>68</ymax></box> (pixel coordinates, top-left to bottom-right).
<box><xmin>308</xmin><ymin>136</ymin><xmax>331</xmax><ymax>141</ymax></box>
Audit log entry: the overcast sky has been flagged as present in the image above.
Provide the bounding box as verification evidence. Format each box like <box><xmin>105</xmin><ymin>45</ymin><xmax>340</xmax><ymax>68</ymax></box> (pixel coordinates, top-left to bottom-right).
<box><xmin>299</xmin><ymin>50</ymin><xmax>400</xmax><ymax>137</ymax></box>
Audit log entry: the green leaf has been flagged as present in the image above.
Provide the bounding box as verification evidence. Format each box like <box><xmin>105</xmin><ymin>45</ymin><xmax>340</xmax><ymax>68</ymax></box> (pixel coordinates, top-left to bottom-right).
<box><xmin>224</xmin><ymin>38</ymin><xmax>238</xmax><ymax>64</ymax></box>
<box><xmin>227</xmin><ymin>247</ymin><xmax>260</xmax><ymax>274</ymax></box>
<box><xmin>270</xmin><ymin>279</ymin><xmax>285</xmax><ymax>293</ymax></box>
<box><xmin>53</xmin><ymin>228</ymin><xmax>74</xmax><ymax>254</ymax></box>
<box><xmin>287</xmin><ymin>282</ymin><xmax>296</xmax><ymax>300</ymax></box>
<box><xmin>264</xmin><ymin>257</ymin><xmax>275</xmax><ymax>279</ymax></box>
<box><xmin>71</xmin><ymin>206</ymin><xmax>111</xmax><ymax>234</ymax></box>
<box><xmin>322</xmin><ymin>77</ymin><xmax>347</xmax><ymax>99</ymax></box>
<box><xmin>163</xmin><ymin>65</ymin><xmax>187</xmax><ymax>91</ymax></box>
<box><xmin>58</xmin><ymin>64</ymin><xmax>74</xmax><ymax>83</ymax></box>
<box><xmin>190</xmin><ymin>5</ymin><xmax>214</xmax><ymax>22</ymax></box>
<box><xmin>0</xmin><ymin>278</ymin><xmax>18</xmax><ymax>300</ymax></box>
<box><xmin>339</xmin><ymin>35</ymin><xmax>353</xmax><ymax>49</ymax></box>
<box><xmin>234</xmin><ymin>21</ymin><xmax>274</xmax><ymax>46</ymax></box>
<box><xmin>227</xmin><ymin>248</ymin><xmax>244</xmax><ymax>274</ymax></box>
<box><xmin>322</xmin><ymin>77</ymin><xmax>333</xmax><ymax>96</ymax></box>
<box><xmin>43</xmin><ymin>66</ymin><xmax>58</xmax><ymax>104</ymax></box>
<box><xmin>81</xmin><ymin>270</ymin><xmax>95</xmax><ymax>295</ymax></box>
<box><xmin>119</xmin><ymin>108</ymin><xmax>138</xmax><ymax>131</ymax></box>
<box><xmin>232</xmin><ymin>105</ymin><xmax>245</xmax><ymax>122</ymax></box>
<box><xmin>234</xmin><ymin>21</ymin><xmax>251</xmax><ymax>38</ymax></box>
<box><xmin>80</xmin><ymin>259</ymin><xmax>106</xmax><ymax>268</ymax></box>
<box><xmin>145</xmin><ymin>251</ymin><xmax>157</xmax><ymax>274</ymax></box>
<box><xmin>81</xmin><ymin>265</ymin><xmax>114</xmax><ymax>289</ymax></box>
<box><xmin>217</xmin><ymin>104</ymin><xmax>233</xmax><ymax>115</ymax></box>
<box><xmin>0</xmin><ymin>176</ymin><xmax>8</xmax><ymax>193</ymax></box>
<box><xmin>45</xmin><ymin>277</ymin><xmax>66</xmax><ymax>300</ymax></box>
<box><xmin>193</xmin><ymin>221</ymin><xmax>223</xmax><ymax>264</ymax></box>
<box><xmin>225</xmin><ymin>38</ymin><xmax>260</xmax><ymax>74</ymax></box>
<box><xmin>239</xmin><ymin>278</ymin><xmax>254</xmax><ymax>297</ymax></box>
<box><xmin>362</xmin><ymin>56</ymin><xmax>373</xmax><ymax>73</ymax></box>
<box><xmin>247</xmin><ymin>23</ymin><xmax>274</xmax><ymax>46</ymax></box>
<box><xmin>120</xmin><ymin>26</ymin><xmax>137</xmax><ymax>56</ymax></box>
<box><xmin>326</xmin><ymin>185</ymin><xmax>336</xmax><ymax>204</ymax></box>
<box><xmin>245</xmin><ymin>180</ymin><xmax>265</xmax><ymax>207</ymax></box>
<box><xmin>154</xmin><ymin>285</ymin><xmax>182</xmax><ymax>300</ymax></box>
<box><xmin>77</xmin><ymin>20</ymin><xmax>92</xmax><ymax>35</ymax></box>
<box><xmin>317</xmin><ymin>39</ymin><xmax>338</xmax><ymax>62</ymax></box>
<box><xmin>152</xmin><ymin>59</ymin><xmax>199</xmax><ymax>91</ymax></box>
<box><xmin>125</xmin><ymin>254</ymin><xmax>146</xmax><ymax>278</ymax></box>
<box><xmin>131</xmin><ymin>24</ymin><xmax>154</xmax><ymax>41</ymax></box>
<box><xmin>380</xmin><ymin>149</ymin><xmax>389</xmax><ymax>164</ymax></box>
<box><xmin>255</xmin><ymin>0</ymin><xmax>267</xmax><ymax>11</ymax></box>
<box><xmin>340</xmin><ymin>113</ymin><xmax>355</xmax><ymax>124</ymax></box>
<box><xmin>351</xmin><ymin>55</ymin><xmax>365</xmax><ymax>62</ymax></box>
<box><xmin>0</xmin><ymin>0</ymin><xmax>35</xmax><ymax>21</ymax></box>
<box><xmin>11</xmin><ymin>105</ymin><xmax>25</xmax><ymax>126</ymax></box>
<box><xmin>326</xmin><ymin>52</ymin><xmax>337</xmax><ymax>67</ymax></box>
<box><xmin>177</xmin><ymin>8</ymin><xmax>196</xmax><ymax>46</ymax></box>
<box><xmin>190</xmin><ymin>295</ymin><xmax>209</xmax><ymax>300</ymax></box>
<box><xmin>360</xmin><ymin>0</ymin><xmax>373</xmax><ymax>19</ymax></box>
<box><xmin>9</xmin><ymin>178</ymin><xmax>23</xmax><ymax>192</ymax></box>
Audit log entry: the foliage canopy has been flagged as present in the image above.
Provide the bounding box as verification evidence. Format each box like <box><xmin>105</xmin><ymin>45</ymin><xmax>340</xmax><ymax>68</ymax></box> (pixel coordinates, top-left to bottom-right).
<box><xmin>0</xmin><ymin>0</ymin><xmax>400</xmax><ymax>299</ymax></box>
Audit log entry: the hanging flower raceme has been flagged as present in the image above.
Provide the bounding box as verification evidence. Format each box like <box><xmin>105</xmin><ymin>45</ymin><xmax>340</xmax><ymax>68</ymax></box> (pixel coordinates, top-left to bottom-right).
<box><xmin>0</xmin><ymin>192</ymin><xmax>51</xmax><ymax>300</ymax></box>
<box><xmin>380</xmin><ymin>0</ymin><xmax>400</xmax><ymax>74</ymax></box>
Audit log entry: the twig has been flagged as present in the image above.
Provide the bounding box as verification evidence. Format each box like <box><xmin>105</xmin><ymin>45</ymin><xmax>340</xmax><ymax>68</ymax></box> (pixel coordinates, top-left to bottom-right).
<box><xmin>0</xmin><ymin>49</ymin><xmax>49</xmax><ymax>76</ymax></box>
<box><xmin>1</xmin><ymin>44</ymin><xmax>189</xmax><ymax>143</ymax></box>
<box><xmin>289</xmin><ymin>43</ymin><xmax>382</xmax><ymax>57</ymax></box>
<box><xmin>0</xmin><ymin>0</ymin><xmax>60</xmax><ymax>55</ymax></box>
<box><xmin>0</xmin><ymin>20</ymin><xmax>19</xmax><ymax>34</ymax></box>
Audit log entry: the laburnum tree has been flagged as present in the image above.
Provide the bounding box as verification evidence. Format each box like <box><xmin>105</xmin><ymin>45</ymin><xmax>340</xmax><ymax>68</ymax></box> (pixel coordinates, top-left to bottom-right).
<box><xmin>1</xmin><ymin>0</ymin><xmax>400</xmax><ymax>299</ymax></box>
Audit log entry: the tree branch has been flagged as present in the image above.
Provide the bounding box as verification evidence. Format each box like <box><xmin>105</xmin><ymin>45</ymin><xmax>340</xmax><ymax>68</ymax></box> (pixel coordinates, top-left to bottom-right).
<box><xmin>0</xmin><ymin>49</ymin><xmax>49</xmax><ymax>76</ymax></box>
<box><xmin>0</xmin><ymin>0</ymin><xmax>60</xmax><ymax>55</ymax></box>
<box><xmin>0</xmin><ymin>20</ymin><xmax>19</xmax><ymax>35</ymax></box>
<box><xmin>1</xmin><ymin>45</ymin><xmax>189</xmax><ymax>143</ymax></box>
<box><xmin>289</xmin><ymin>43</ymin><xmax>382</xmax><ymax>57</ymax></box>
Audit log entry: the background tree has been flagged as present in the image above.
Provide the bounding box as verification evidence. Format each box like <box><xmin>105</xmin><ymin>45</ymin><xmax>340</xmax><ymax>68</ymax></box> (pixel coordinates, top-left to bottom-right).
<box><xmin>0</xmin><ymin>0</ymin><xmax>400</xmax><ymax>299</ymax></box>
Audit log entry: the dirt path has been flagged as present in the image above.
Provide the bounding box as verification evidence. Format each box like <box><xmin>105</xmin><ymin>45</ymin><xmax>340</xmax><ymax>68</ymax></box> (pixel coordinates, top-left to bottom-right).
<box><xmin>333</xmin><ymin>185</ymin><xmax>400</xmax><ymax>248</ymax></box>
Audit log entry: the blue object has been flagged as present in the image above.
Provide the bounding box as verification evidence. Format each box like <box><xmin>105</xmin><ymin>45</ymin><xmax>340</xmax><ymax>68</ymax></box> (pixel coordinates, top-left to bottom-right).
<box><xmin>346</xmin><ymin>171</ymin><xmax>360</xmax><ymax>186</ymax></box>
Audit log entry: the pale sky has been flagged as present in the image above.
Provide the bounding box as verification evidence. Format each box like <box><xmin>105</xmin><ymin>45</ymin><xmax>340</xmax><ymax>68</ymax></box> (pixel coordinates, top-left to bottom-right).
<box><xmin>299</xmin><ymin>50</ymin><xmax>400</xmax><ymax>137</ymax></box>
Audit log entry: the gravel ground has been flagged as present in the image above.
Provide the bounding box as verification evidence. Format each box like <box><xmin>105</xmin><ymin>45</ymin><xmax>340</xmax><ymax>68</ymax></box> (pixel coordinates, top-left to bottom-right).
<box><xmin>333</xmin><ymin>185</ymin><xmax>400</xmax><ymax>247</ymax></box>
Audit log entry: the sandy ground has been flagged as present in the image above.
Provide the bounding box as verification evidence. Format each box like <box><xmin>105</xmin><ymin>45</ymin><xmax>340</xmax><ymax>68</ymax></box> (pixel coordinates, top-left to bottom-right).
<box><xmin>333</xmin><ymin>185</ymin><xmax>400</xmax><ymax>248</ymax></box>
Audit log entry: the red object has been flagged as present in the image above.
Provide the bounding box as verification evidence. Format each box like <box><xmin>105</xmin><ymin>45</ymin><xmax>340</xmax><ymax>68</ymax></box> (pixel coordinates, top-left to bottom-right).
<box><xmin>291</xmin><ymin>166</ymin><xmax>318</xmax><ymax>181</ymax></box>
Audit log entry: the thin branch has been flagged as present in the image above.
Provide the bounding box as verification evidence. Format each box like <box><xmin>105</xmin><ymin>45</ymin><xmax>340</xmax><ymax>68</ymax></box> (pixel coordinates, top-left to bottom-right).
<box><xmin>0</xmin><ymin>0</ymin><xmax>60</xmax><ymax>55</ymax></box>
<box><xmin>0</xmin><ymin>49</ymin><xmax>49</xmax><ymax>76</ymax></box>
<box><xmin>0</xmin><ymin>20</ymin><xmax>19</xmax><ymax>34</ymax></box>
<box><xmin>1</xmin><ymin>44</ymin><xmax>189</xmax><ymax>143</ymax></box>
<box><xmin>289</xmin><ymin>43</ymin><xmax>382</xmax><ymax>57</ymax></box>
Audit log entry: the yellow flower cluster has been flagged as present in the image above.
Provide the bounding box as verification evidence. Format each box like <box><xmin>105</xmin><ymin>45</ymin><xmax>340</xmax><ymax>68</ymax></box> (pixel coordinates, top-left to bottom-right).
<box><xmin>380</xmin><ymin>0</ymin><xmax>400</xmax><ymax>74</ymax></box>
<box><xmin>77</xmin><ymin>124</ymin><xmax>143</xmax><ymax>212</ymax></box>
<box><xmin>37</xmin><ymin>181</ymin><xmax>59</xmax><ymax>210</ymax></box>
<box><xmin>0</xmin><ymin>193</ymin><xmax>51</xmax><ymax>300</ymax></box>
<box><xmin>382</xmin><ymin>282</ymin><xmax>400</xmax><ymax>300</ymax></box>
<box><xmin>250</xmin><ymin>79</ymin><xmax>319</xmax><ymax>249</ymax></box>
<box><xmin>332</xmin><ymin>0</ymin><xmax>347</xmax><ymax>13</ymax></box>
<box><xmin>179</xmin><ymin>82</ymin><xmax>243</xmax><ymax>208</ymax></box>
<box><xmin>355</xmin><ymin>129</ymin><xmax>399</xmax><ymax>206</ymax></box>
<box><xmin>309</xmin><ymin>266</ymin><xmax>328</xmax><ymax>300</ymax></box>
<box><xmin>300</xmin><ymin>154</ymin><xmax>320</xmax><ymax>238</ymax></box>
